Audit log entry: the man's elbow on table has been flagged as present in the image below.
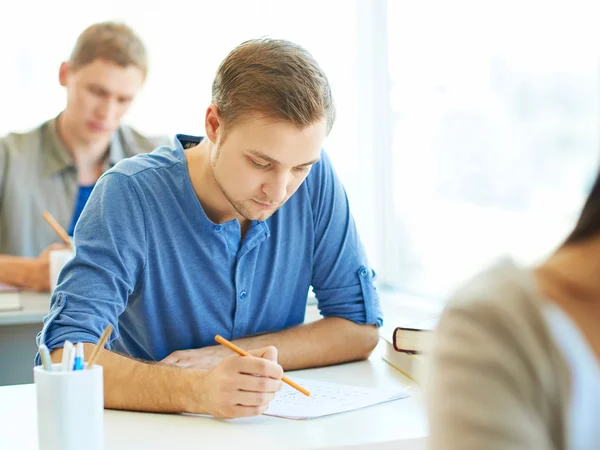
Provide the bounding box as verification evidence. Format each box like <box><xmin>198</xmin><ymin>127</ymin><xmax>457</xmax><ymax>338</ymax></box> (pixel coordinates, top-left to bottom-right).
<box><xmin>350</xmin><ymin>323</ymin><xmax>380</xmax><ymax>360</ymax></box>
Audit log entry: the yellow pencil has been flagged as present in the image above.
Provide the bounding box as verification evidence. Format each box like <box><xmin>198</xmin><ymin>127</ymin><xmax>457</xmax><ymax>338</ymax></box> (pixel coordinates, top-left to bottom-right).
<box><xmin>215</xmin><ymin>335</ymin><xmax>310</xmax><ymax>396</ymax></box>
<box><xmin>86</xmin><ymin>324</ymin><xmax>113</xmax><ymax>369</ymax></box>
<box><xmin>41</xmin><ymin>211</ymin><xmax>72</xmax><ymax>248</ymax></box>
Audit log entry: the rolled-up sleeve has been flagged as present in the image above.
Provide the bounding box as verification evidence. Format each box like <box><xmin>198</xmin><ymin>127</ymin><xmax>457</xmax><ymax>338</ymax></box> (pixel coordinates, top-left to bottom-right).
<box><xmin>36</xmin><ymin>172</ymin><xmax>147</xmax><ymax>360</ymax></box>
<box><xmin>308</xmin><ymin>151</ymin><xmax>382</xmax><ymax>327</ymax></box>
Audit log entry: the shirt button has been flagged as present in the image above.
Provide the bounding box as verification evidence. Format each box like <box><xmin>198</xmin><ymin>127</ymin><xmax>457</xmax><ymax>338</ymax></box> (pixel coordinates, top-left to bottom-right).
<box><xmin>214</xmin><ymin>225</ymin><xmax>222</xmax><ymax>232</ymax></box>
<box><xmin>239</xmin><ymin>290</ymin><xmax>248</xmax><ymax>300</ymax></box>
<box><xmin>360</xmin><ymin>268</ymin><xmax>368</xmax><ymax>277</ymax></box>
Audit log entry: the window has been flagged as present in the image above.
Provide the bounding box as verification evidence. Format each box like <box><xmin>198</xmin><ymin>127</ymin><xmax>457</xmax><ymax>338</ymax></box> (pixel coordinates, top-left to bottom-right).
<box><xmin>6</xmin><ymin>1</ymin><xmax>592</xmax><ymax>302</ymax></box>
<box><xmin>383</xmin><ymin>0</ymin><xmax>600</xmax><ymax>299</ymax></box>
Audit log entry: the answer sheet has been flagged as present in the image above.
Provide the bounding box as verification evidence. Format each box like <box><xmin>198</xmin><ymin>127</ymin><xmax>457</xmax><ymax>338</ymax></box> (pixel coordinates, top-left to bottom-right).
<box><xmin>264</xmin><ymin>377</ymin><xmax>410</xmax><ymax>419</ymax></box>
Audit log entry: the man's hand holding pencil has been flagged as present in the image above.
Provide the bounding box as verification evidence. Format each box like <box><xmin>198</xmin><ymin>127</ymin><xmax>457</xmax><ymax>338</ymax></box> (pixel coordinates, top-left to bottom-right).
<box><xmin>195</xmin><ymin>345</ymin><xmax>283</xmax><ymax>418</ymax></box>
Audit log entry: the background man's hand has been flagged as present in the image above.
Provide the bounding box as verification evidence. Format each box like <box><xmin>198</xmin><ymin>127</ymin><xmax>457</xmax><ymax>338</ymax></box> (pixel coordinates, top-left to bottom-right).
<box><xmin>24</xmin><ymin>243</ymin><xmax>69</xmax><ymax>291</ymax></box>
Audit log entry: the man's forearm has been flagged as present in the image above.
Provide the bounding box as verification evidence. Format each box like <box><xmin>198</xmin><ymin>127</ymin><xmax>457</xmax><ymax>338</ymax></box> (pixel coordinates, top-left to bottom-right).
<box><xmin>51</xmin><ymin>344</ymin><xmax>205</xmax><ymax>413</ymax></box>
<box><xmin>232</xmin><ymin>317</ymin><xmax>379</xmax><ymax>371</ymax></box>
<box><xmin>0</xmin><ymin>255</ymin><xmax>32</xmax><ymax>287</ymax></box>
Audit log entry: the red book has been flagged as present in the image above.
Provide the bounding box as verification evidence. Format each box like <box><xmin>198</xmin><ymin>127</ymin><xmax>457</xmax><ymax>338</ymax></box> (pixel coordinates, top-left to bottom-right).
<box><xmin>392</xmin><ymin>317</ymin><xmax>438</xmax><ymax>354</ymax></box>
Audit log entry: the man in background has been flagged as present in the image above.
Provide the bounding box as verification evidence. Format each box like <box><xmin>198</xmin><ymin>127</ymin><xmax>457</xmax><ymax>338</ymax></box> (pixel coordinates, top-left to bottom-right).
<box><xmin>0</xmin><ymin>22</ymin><xmax>168</xmax><ymax>291</ymax></box>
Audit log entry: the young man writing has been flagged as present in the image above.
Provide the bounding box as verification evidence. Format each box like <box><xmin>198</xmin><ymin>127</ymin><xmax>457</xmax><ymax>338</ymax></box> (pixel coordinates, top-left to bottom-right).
<box><xmin>0</xmin><ymin>22</ymin><xmax>168</xmax><ymax>291</ymax></box>
<box><xmin>39</xmin><ymin>38</ymin><xmax>382</xmax><ymax>418</ymax></box>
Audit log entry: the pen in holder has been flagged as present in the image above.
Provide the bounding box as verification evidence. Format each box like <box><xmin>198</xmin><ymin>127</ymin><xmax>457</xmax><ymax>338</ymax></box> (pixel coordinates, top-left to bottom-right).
<box><xmin>34</xmin><ymin>363</ymin><xmax>104</xmax><ymax>450</ymax></box>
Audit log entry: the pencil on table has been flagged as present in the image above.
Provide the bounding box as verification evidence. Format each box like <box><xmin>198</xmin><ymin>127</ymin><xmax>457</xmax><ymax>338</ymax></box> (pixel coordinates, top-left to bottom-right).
<box><xmin>86</xmin><ymin>324</ymin><xmax>113</xmax><ymax>370</ymax></box>
<box><xmin>215</xmin><ymin>334</ymin><xmax>311</xmax><ymax>396</ymax></box>
<box><xmin>41</xmin><ymin>211</ymin><xmax>72</xmax><ymax>248</ymax></box>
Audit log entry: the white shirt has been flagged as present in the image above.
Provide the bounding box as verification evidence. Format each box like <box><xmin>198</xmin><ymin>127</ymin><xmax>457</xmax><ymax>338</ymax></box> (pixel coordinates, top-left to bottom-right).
<box><xmin>544</xmin><ymin>304</ymin><xmax>600</xmax><ymax>450</ymax></box>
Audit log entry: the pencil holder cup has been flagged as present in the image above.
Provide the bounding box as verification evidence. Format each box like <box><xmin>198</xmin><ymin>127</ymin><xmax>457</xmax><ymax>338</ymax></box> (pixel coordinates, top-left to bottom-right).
<box><xmin>49</xmin><ymin>248</ymin><xmax>74</xmax><ymax>293</ymax></box>
<box><xmin>34</xmin><ymin>364</ymin><xmax>104</xmax><ymax>450</ymax></box>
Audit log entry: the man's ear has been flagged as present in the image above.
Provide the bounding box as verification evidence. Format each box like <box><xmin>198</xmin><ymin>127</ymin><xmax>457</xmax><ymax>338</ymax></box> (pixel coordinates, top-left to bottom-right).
<box><xmin>58</xmin><ymin>61</ymin><xmax>70</xmax><ymax>87</ymax></box>
<box><xmin>205</xmin><ymin>104</ymin><xmax>224</xmax><ymax>144</ymax></box>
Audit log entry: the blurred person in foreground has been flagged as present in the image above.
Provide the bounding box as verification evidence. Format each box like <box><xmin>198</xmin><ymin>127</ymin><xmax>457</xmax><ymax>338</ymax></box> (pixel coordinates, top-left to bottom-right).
<box><xmin>428</xmin><ymin>165</ymin><xmax>600</xmax><ymax>449</ymax></box>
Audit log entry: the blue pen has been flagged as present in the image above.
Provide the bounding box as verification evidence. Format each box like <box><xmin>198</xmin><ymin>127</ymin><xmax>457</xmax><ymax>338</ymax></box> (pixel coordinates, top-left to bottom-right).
<box><xmin>73</xmin><ymin>342</ymin><xmax>84</xmax><ymax>371</ymax></box>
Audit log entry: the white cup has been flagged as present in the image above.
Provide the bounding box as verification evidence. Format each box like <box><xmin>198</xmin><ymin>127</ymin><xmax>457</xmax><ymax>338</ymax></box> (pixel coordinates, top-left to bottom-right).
<box><xmin>34</xmin><ymin>364</ymin><xmax>104</xmax><ymax>450</ymax></box>
<box><xmin>49</xmin><ymin>249</ymin><xmax>74</xmax><ymax>292</ymax></box>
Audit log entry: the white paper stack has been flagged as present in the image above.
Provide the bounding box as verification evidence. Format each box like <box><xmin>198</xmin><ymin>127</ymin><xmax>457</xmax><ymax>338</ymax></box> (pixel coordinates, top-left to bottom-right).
<box><xmin>264</xmin><ymin>377</ymin><xmax>410</xmax><ymax>420</ymax></box>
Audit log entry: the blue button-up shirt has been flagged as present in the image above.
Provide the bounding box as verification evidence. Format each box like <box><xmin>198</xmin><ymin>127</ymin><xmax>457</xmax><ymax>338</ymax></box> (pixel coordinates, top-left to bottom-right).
<box><xmin>37</xmin><ymin>135</ymin><xmax>382</xmax><ymax>362</ymax></box>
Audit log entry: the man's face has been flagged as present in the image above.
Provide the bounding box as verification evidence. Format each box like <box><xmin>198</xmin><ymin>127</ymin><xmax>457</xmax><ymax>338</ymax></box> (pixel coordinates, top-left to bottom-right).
<box><xmin>60</xmin><ymin>58</ymin><xmax>145</xmax><ymax>144</ymax></box>
<box><xmin>211</xmin><ymin>115</ymin><xmax>326</xmax><ymax>222</ymax></box>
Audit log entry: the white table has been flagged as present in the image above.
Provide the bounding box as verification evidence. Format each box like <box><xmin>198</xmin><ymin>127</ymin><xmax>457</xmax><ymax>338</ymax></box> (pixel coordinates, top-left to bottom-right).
<box><xmin>0</xmin><ymin>292</ymin><xmax>49</xmax><ymax>385</ymax></box>
<box><xmin>0</xmin><ymin>341</ymin><xmax>428</xmax><ymax>450</ymax></box>
<box><xmin>0</xmin><ymin>292</ymin><xmax>49</xmax><ymax>326</ymax></box>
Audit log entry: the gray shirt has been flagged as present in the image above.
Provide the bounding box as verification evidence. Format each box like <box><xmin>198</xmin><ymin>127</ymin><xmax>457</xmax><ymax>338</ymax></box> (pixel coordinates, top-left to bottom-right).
<box><xmin>0</xmin><ymin>116</ymin><xmax>169</xmax><ymax>257</ymax></box>
<box><xmin>427</xmin><ymin>259</ymin><xmax>570</xmax><ymax>450</ymax></box>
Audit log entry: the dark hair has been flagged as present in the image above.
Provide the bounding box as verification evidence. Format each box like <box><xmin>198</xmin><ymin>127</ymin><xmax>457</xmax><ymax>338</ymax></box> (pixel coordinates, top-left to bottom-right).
<box><xmin>212</xmin><ymin>38</ymin><xmax>335</xmax><ymax>135</ymax></box>
<box><xmin>564</xmin><ymin>169</ymin><xmax>600</xmax><ymax>244</ymax></box>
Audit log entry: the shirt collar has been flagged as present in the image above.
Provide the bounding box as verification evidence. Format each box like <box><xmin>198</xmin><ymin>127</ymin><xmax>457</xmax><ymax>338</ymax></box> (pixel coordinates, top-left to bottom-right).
<box><xmin>43</xmin><ymin>114</ymin><xmax>127</xmax><ymax>176</ymax></box>
<box><xmin>175</xmin><ymin>133</ymin><xmax>204</xmax><ymax>150</ymax></box>
<box><xmin>175</xmin><ymin>133</ymin><xmax>271</xmax><ymax>240</ymax></box>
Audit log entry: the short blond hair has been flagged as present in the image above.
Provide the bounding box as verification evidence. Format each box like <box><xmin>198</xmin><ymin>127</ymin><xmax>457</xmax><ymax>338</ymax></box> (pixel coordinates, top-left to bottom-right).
<box><xmin>212</xmin><ymin>38</ymin><xmax>335</xmax><ymax>135</ymax></box>
<box><xmin>69</xmin><ymin>22</ymin><xmax>148</xmax><ymax>78</ymax></box>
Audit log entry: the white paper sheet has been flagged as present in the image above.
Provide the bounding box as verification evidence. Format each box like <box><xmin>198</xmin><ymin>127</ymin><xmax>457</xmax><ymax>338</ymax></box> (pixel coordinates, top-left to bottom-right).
<box><xmin>264</xmin><ymin>377</ymin><xmax>410</xmax><ymax>420</ymax></box>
